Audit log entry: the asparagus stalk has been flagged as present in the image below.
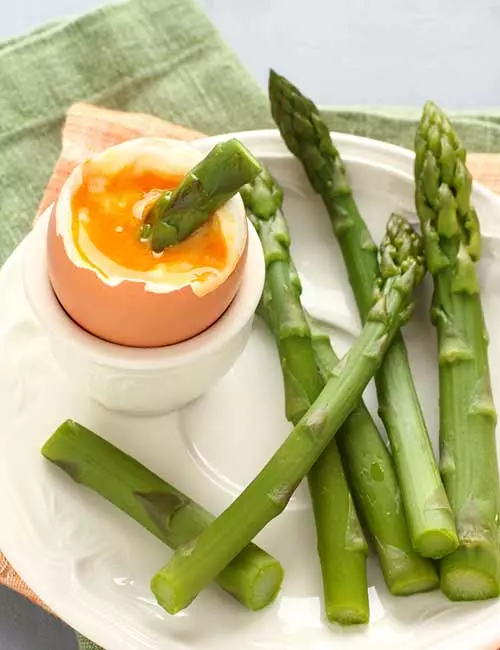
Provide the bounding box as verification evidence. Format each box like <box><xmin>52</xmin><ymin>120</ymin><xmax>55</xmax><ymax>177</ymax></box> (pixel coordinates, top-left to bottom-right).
<box><xmin>307</xmin><ymin>442</ymin><xmax>368</xmax><ymax>623</ymax></box>
<box><xmin>41</xmin><ymin>420</ymin><xmax>284</xmax><ymax>611</ymax></box>
<box><xmin>308</xmin><ymin>316</ymin><xmax>439</xmax><ymax>595</ymax></box>
<box><xmin>242</xmin><ymin>169</ymin><xmax>369</xmax><ymax>625</ymax></box>
<box><xmin>269</xmin><ymin>69</ymin><xmax>458</xmax><ymax>560</ymax></box>
<box><xmin>151</xmin><ymin>214</ymin><xmax>427</xmax><ymax>614</ymax></box>
<box><xmin>143</xmin><ymin>139</ymin><xmax>262</xmax><ymax>252</ymax></box>
<box><xmin>415</xmin><ymin>102</ymin><xmax>500</xmax><ymax>600</ymax></box>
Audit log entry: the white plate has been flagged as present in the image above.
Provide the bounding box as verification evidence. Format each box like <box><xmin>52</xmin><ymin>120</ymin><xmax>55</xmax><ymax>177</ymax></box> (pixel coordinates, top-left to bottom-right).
<box><xmin>1</xmin><ymin>131</ymin><xmax>500</xmax><ymax>650</ymax></box>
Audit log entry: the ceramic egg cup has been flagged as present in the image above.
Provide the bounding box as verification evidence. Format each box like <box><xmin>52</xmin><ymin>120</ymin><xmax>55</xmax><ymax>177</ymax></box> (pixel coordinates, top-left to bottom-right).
<box><xmin>23</xmin><ymin>209</ymin><xmax>265</xmax><ymax>416</ymax></box>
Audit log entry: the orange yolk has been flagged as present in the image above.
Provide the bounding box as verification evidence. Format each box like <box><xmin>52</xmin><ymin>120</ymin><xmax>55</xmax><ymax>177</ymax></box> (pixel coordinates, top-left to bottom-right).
<box><xmin>71</xmin><ymin>162</ymin><xmax>228</xmax><ymax>277</ymax></box>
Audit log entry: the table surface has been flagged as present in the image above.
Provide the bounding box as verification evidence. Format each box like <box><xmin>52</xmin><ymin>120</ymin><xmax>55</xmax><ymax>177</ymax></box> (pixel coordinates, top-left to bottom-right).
<box><xmin>1</xmin><ymin>0</ymin><xmax>499</xmax><ymax>648</ymax></box>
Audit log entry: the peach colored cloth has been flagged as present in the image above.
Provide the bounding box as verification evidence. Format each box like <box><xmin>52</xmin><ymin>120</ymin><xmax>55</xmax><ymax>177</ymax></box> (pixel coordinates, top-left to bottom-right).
<box><xmin>37</xmin><ymin>102</ymin><xmax>204</xmax><ymax>218</ymax></box>
<box><xmin>7</xmin><ymin>101</ymin><xmax>500</xmax><ymax>617</ymax></box>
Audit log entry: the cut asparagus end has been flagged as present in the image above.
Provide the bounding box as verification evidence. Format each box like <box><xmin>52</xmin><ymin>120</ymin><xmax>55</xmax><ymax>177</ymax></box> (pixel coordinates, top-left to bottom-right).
<box><xmin>151</xmin><ymin>570</ymin><xmax>193</xmax><ymax>615</ymax></box>
<box><xmin>326</xmin><ymin>607</ymin><xmax>369</xmax><ymax>626</ymax></box>
<box><xmin>327</xmin><ymin>607</ymin><xmax>369</xmax><ymax>627</ymax></box>
<box><xmin>151</xmin><ymin>573</ymin><xmax>180</xmax><ymax>614</ymax></box>
<box><xmin>389</xmin><ymin>571</ymin><xmax>440</xmax><ymax>597</ymax></box>
<box><xmin>42</xmin><ymin>420</ymin><xmax>284</xmax><ymax>612</ymax></box>
<box><xmin>441</xmin><ymin>569</ymin><xmax>499</xmax><ymax>602</ymax></box>
<box><xmin>324</xmin><ymin>551</ymin><xmax>369</xmax><ymax>625</ymax></box>
<box><xmin>414</xmin><ymin>529</ymin><xmax>459</xmax><ymax>560</ymax></box>
<box><xmin>145</xmin><ymin>138</ymin><xmax>262</xmax><ymax>252</ymax></box>
<box><xmin>378</xmin><ymin>542</ymin><xmax>439</xmax><ymax>596</ymax></box>
<box><xmin>440</xmin><ymin>547</ymin><xmax>500</xmax><ymax>601</ymax></box>
<box><xmin>214</xmin><ymin>550</ymin><xmax>284</xmax><ymax>611</ymax></box>
<box><xmin>240</xmin><ymin>561</ymin><xmax>285</xmax><ymax>611</ymax></box>
<box><xmin>151</xmin><ymin>552</ymin><xmax>284</xmax><ymax>614</ymax></box>
<box><xmin>149</xmin><ymin>532</ymin><xmax>285</xmax><ymax>614</ymax></box>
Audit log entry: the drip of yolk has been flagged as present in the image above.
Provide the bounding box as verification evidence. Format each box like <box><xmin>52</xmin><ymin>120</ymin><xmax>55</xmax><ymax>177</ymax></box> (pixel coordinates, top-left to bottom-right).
<box><xmin>71</xmin><ymin>162</ymin><xmax>228</xmax><ymax>276</ymax></box>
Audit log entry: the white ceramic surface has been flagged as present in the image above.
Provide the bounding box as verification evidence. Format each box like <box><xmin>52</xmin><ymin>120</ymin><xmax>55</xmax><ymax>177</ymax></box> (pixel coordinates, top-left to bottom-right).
<box><xmin>2</xmin><ymin>131</ymin><xmax>500</xmax><ymax>650</ymax></box>
<box><xmin>23</xmin><ymin>209</ymin><xmax>265</xmax><ymax>416</ymax></box>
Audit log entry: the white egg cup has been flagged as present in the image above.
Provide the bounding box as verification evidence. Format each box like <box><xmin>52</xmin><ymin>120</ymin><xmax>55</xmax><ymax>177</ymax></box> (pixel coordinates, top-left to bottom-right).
<box><xmin>23</xmin><ymin>209</ymin><xmax>265</xmax><ymax>416</ymax></box>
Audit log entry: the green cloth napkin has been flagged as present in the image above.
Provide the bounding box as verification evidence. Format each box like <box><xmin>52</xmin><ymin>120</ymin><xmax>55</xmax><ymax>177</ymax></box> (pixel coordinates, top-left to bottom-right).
<box><xmin>2</xmin><ymin>1</ymin><xmax>500</xmax><ymax>648</ymax></box>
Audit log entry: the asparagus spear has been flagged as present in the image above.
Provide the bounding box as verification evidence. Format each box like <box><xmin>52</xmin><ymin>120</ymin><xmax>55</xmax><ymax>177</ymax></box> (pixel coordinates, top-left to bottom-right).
<box><xmin>41</xmin><ymin>420</ymin><xmax>284</xmax><ymax>611</ymax></box>
<box><xmin>151</xmin><ymin>214</ymin><xmax>427</xmax><ymax>614</ymax></box>
<box><xmin>415</xmin><ymin>102</ymin><xmax>500</xmax><ymax>600</ymax></box>
<box><xmin>142</xmin><ymin>139</ymin><xmax>262</xmax><ymax>252</ymax></box>
<box><xmin>308</xmin><ymin>315</ymin><xmax>439</xmax><ymax>595</ymax></box>
<box><xmin>241</xmin><ymin>169</ymin><xmax>369</xmax><ymax>625</ymax></box>
<box><xmin>269</xmin><ymin>69</ymin><xmax>458</xmax><ymax>560</ymax></box>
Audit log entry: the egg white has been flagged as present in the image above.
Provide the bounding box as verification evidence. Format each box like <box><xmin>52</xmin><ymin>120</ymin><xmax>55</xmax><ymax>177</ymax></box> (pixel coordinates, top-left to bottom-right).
<box><xmin>55</xmin><ymin>138</ymin><xmax>248</xmax><ymax>297</ymax></box>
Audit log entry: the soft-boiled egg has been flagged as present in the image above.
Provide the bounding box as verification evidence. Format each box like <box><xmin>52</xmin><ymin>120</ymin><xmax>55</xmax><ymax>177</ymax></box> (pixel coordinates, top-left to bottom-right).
<box><xmin>47</xmin><ymin>138</ymin><xmax>248</xmax><ymax>347</ymax></box>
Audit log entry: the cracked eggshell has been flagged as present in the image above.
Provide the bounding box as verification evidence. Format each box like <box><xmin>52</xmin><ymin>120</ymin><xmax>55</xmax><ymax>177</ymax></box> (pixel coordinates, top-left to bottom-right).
<box><xmin>46</xmin><ymin>138</ymin><xmax>248</xmax><ymax>348</ymax></box>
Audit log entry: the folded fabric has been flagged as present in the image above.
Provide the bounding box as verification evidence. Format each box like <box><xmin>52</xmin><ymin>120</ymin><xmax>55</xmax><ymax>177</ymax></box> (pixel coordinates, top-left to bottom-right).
<box><xmin>3</xmin><ymin>1</ymin><xmax>500</xmax><ymax>650</ymax></box>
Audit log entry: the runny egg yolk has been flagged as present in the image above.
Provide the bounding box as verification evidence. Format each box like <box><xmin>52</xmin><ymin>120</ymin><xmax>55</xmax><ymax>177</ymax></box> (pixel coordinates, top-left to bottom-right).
<box><xmin>71</xmin><ymin>161</ymin><xmax>228</xmax><ymax>278</ymax></box>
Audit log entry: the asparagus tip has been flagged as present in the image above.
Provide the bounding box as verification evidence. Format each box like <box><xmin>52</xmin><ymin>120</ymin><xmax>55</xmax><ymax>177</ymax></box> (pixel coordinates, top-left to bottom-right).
<box><xmin>379</xmin><ymin>213</ymin><xmax>425</xmax><ymax>281</ymax></box>
<box><xmin>268</xmin><ymin>69</ymin><xmax>299</xmax><ymax>98</ymax></box>
<box><xmin>268</xmin><ymin>67</ymin><xmax>280</xmax><ymax>87</ymax></box>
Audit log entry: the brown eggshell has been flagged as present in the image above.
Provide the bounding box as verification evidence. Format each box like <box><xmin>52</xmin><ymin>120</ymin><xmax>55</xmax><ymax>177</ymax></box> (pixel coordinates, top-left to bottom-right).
<box><xmin>47</xmin><ymin>205</ymin><xmax>248</xmax><ymax>348</ymax></box>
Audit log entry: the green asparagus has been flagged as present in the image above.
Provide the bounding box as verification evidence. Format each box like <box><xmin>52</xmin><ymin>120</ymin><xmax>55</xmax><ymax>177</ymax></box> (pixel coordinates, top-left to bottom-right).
<box><xmin>308</xmin><ymin>315</ymin><xmax>439</xmax><ymax>595</ymax></box>
<box><xmin>415</xmin><ymin>101</ymin><xmax>500</xmax><ymax>600</ymax></box>
<box><xmin>241</xmin><ymin>169</ymin><xmax>369</xmax><ymax>625</ymax></box>
<box><xmin>142</xmin><ymin>139</ymin><xmax>262</xmax><ymax>252</ymax></box>
<box><xmin>41</xmin><ymin>420</ymin><xmax>284</xmax><ymax>611</ymax></box>
<box><xmin>151</xmin><ymin>214</ymin><xmax>426</xmax><ymax>615</ymax></box>
<box><xmin>269</xmin><ymin>69</ymin><xmax>458</xmax><ymax>560</ymax></box>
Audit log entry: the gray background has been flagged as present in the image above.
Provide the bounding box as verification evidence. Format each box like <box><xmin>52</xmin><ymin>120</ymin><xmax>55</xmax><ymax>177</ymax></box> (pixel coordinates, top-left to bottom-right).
<box><xmin>3</xmin><ymin>0</ymin><xmax>500</xmax><ymax>108</ymax></box>
<box><xmin>0</xmin><ymin>0</ymin><xmax>498</xmax><ymax>648</ymax></box>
